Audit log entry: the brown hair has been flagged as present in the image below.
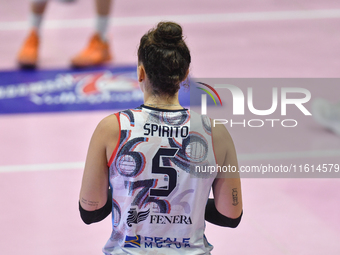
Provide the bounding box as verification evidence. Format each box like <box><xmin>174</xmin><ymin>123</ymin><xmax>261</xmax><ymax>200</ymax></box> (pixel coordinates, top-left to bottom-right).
<box><xmin>137</xmin><ymin>22</ymin><xmax>191</xmax><ymax>97</ymax></box>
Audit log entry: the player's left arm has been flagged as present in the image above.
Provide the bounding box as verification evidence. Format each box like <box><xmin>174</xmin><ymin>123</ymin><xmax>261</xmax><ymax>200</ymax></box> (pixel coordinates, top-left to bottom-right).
<box><xmin>79</xmin><ymin>114</ymin><xmax>119</xmax><ymax>224</ymax></box>
<box><xmin>205</xmin><ymin>121</ymin><xmax>243</xmax><ymax>227</ymax></box>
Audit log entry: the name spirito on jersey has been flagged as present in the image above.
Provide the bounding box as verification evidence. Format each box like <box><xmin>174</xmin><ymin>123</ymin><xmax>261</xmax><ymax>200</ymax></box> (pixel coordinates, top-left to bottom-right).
<box><xmin>143</xmin><ymin>123</ymin><xmax>189</xmax><ymax>138</ymax></box>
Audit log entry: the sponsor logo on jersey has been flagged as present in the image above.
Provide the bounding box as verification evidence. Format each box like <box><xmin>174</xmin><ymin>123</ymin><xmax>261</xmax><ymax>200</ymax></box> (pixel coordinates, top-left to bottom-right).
<box><xmin>123</xmin><ymin>235</ymin><xmax>190</xmax><ymax>249</ymax></box>
<box><xmin>126</xmin><ymin>206</ymin><xmax>192</xmax><ymax>226</ymax></box>
<box><xmin>127</xmin><ymin>208</ymin><xmax>150</xmax><ymax>227</ymax></box>
<box><xmin>149</xmin><ymin>214</ymin><xmax>192</xmax><ymax>225</ymax></box>
<box><xmin>144</xmin><ymin>237</ymin><xmax>191</xmax><ymax>249</ymax></box>
<box><xmin>124</xmin><ymin>235</ymin><xmax>141</xmax><ymax>248</ymax></box>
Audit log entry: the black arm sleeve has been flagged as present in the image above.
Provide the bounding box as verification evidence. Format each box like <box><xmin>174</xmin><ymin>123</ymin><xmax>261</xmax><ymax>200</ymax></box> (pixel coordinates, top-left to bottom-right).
<box><xmin>79</xmin><ymin>189</ymin><xmax>112</xmax><ymax>225</ymax></box>
<box><xmin>205</xmin><ymin>198</ymin><xmax>243</xmax><ymax>228</ymax></box>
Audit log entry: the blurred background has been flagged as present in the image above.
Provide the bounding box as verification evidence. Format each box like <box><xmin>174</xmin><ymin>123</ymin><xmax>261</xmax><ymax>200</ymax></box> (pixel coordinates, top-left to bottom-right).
<box><xmin>0</xmin><ymin>0</ymin><xmax>340</xmax><ymax>254</ymax></box>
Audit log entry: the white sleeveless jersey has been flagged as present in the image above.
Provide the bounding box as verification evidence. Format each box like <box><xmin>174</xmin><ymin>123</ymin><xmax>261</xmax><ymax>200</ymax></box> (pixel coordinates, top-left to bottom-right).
<box><xmin>103</xmin><ymin>105</ymin><xmax>217</xmax><ymax>255</ymax></box>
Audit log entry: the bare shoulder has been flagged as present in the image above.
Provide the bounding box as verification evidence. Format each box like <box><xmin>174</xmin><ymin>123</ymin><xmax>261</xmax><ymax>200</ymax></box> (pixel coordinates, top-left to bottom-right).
<box><xmin>96</xmin><ymin>114</ymin><xmax>119</xmax><ymax>135</ymax></box>
<box><xmin>90</xmin><ymin>114</ymin><xmax>120</xmax><ymax>161</ymax></box>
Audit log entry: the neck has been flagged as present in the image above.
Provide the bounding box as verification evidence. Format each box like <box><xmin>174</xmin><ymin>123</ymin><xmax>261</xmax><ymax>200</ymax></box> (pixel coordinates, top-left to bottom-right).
<box><xmin>144</xmin><ymin>92</ymin><xmax>183</xmax><ymax>110</ymax></box>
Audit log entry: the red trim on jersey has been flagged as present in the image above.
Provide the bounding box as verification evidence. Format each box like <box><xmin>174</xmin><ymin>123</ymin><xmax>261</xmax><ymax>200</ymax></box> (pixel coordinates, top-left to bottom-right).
<box><xmin>165</xmin><ymin>200</ymin><xmax>171</xmax><ymax>214</ymax></box>
<box><xmin>183</xmin><ymin>109</ymin><xmax>190</xmax><ymax>125</ymax></box>
<box><xmin>131</xmin><ymin>109</ymin><xmax>142</xmax><ymax>113</ymax></box>
<box><xmin>107</xmin><ymin>112</ymin><xmax>121</xmax><ymax>167</ymax></box>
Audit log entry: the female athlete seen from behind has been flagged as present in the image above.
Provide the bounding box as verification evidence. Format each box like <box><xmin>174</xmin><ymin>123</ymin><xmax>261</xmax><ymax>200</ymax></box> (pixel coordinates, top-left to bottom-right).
<box><xmin>79</xmin><ymin>21</ymin><xmax>243</xmax><ymax>254</ymax></box>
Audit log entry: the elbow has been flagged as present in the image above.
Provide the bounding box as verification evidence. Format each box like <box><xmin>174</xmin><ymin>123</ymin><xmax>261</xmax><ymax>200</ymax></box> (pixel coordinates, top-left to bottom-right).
<box><xmin>205</xmin><ymin>198</ymin><xmax>243</xmax><ymax>228</ymax></box>
<box><xmin>79</xmin><ymin>189</ymin><xmax>113</xmax><ymax>225</ymax></box>
<box><xmin>82</xmin><ymin>218</ymin><xmax>93</xmax><ymax>225</ymax></box>
<box><xmin>79</xmin><ymin>202</ymin><xmax>96</xmax><ymax>225</ymax></box>
<box><xmin>226</xmin><ymin>211</ymin><xmax>243</xmax><ymax>228</ymax></box>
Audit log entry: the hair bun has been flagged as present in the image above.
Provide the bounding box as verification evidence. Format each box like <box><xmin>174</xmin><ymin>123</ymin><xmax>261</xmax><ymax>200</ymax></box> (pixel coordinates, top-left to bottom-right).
<box><xmin>154</xmin><ymin>22</ymin><xmax>183</xmax><ymax>45</ymax></box>
<box><xmin>137</xmin><ymin>21</ymin><xmax>191</xmax><ymax>97</ymax></box>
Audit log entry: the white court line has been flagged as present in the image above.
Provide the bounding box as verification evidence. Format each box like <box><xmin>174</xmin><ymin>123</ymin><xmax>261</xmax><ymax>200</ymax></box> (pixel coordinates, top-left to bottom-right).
<box><xmin>0</xmin><ymin>161</ymin><xmax>84</xmax><ymax>173</ymax></box>
<box><xmin>1</xmin><ymin>9</ymin><xmax>340</xmax><ymax>31</ymax></box>
<box><xmin>1</xmin><ymin>149</ymin><xmax>339</xmax><ymax>173</ymax></box>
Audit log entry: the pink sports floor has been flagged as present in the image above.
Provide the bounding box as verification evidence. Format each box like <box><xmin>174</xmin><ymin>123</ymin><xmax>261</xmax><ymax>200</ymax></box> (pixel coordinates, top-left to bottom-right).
<box><xmin>1</xmin><ymin>0</ymin><xmax>340</xmax><ymax>254</ymax></box>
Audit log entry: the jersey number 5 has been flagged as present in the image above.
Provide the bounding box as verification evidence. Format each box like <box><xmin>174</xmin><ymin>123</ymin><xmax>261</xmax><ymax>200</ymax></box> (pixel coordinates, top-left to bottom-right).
<box><xmin>150</xmin><ymin>148</ymin><xmax>179</xmax><ymax>197</ymax></box>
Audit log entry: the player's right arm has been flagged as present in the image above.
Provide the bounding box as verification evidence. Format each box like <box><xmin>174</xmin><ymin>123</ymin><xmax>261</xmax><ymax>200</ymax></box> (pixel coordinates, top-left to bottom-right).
<box><xmin>205</xmin><ymin>121</ymin><xmax>243</xmax><ymax>227</ymax></box>
<box><xmin>78</xmin><ymin>114</ymin><xmax>119</xmax><ymax>224</ymax></box>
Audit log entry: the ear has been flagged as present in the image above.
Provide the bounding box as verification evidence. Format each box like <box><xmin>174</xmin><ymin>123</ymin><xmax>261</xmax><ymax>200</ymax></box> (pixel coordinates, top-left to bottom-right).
<box><xmin>137</xmin><ymin>64</ymin><xmax>146</xmax><ymax>82</ymax></box>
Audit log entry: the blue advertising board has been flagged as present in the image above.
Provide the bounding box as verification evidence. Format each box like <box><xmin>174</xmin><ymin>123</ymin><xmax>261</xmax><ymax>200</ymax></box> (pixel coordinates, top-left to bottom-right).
<box><xmin>0</xmin><ymin>66</ymin><xmax>191</xmax><ymax>114</ymax></box>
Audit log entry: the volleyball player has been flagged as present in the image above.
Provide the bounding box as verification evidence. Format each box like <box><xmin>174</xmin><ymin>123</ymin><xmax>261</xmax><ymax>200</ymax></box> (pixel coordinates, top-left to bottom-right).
<box><xmin>17</xmin><ymin>0</ymin><xmax>112</xmax><ymax>68</ymax></box>
<box><xmin>79</xmin><ymin>21</ymin><xmax>243</xmax><ymax>254</ymax></box>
